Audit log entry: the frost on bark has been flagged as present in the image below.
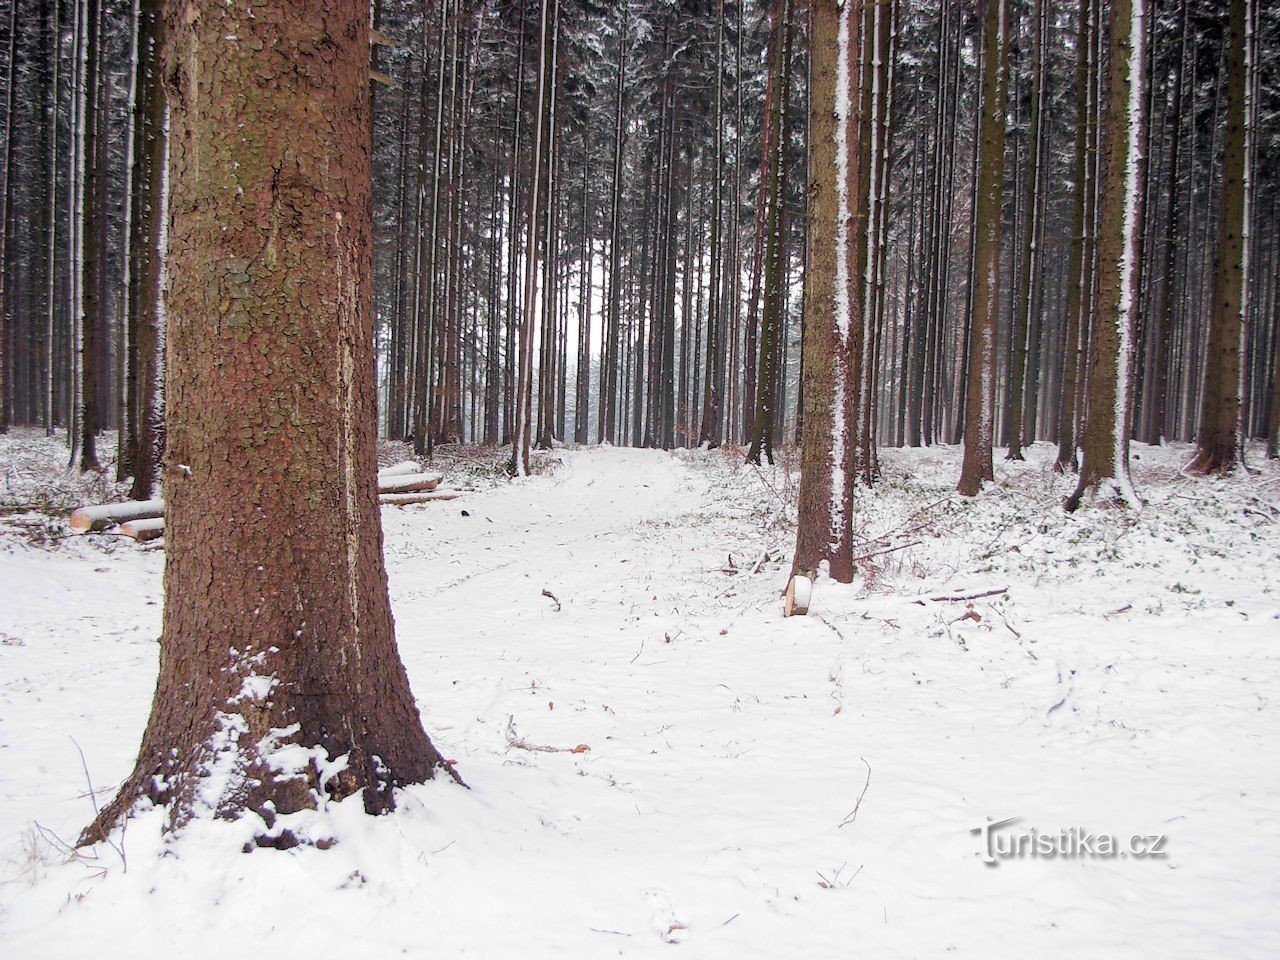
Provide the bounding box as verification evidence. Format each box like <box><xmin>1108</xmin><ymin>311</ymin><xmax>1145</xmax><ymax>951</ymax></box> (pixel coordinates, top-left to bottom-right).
<box><xmin>1185</xmin><ymin>0</ymin><xmax>1249</xmax><ymax>476</ymax></box>
<box><xmin>791</xmin><ymin>0</ymin><xmax>859</xmax><ymax>588</ymax></box>
<box><xmin>83</xmin><ymin>0</ymin><xmax>454</xmax><ymax>847</ymax></box>
<box><xmin>957</xmin><ymin>0</ymin><xmax>1007</xmax><ymax>497</ymax></box>
<box><xmin>1066</xmin><ymin>0</ymin><xmax>1147</xmax><ymax>512</ymax></box>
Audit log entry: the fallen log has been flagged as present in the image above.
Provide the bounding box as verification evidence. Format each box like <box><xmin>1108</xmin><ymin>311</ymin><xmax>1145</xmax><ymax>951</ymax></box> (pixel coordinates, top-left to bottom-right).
<box><xmin>69</xmin><ymin>498</ymin><xmax>164</xmax><ymax>532</ymax></box>
<box><xmin>377</xmin><ymin>460</ymin><xmax>422</xmax><ymax>478</ymax></box>
<box><xmin>120</xmin><ymin>517</ymin><xmax>165</xmax><ymax>542</ymax></box>
<box><xmin>377</xmin><ymin>472</ymin><xmax>442</xmax><ymax>494</ymax></box>
<box><xmin>379</xmin><ymin>490</ymin><xmax>461</xmax><ymax>506</ymax></box>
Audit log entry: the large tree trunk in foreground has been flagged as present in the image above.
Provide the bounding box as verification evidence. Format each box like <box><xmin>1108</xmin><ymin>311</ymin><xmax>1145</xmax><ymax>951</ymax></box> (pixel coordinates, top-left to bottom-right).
<box><xmin>84</xmin><ymin>0</ymin><xmax>452</xmax><ymax>847</ymax></box>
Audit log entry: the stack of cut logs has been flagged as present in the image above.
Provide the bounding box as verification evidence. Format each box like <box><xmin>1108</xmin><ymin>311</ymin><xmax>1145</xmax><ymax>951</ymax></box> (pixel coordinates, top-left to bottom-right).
<box><xmin>69</xmin><ymin>461</ymin><xmax>460</xmax><ymax>543</ymax></box>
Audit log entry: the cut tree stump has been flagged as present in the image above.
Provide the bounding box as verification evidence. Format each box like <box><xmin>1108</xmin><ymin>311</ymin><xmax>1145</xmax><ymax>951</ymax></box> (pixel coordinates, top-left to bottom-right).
<box><xmin>120</xmin><ymin>517</ymin><xmax>166</xmax><ymax>542</ymax></box>
<box><xmin>377</xmin><ymin>472</ymin><xmax>443</xmax><ymax>494</ymax></box>
<box><xmin>784</xmin><ymin>575</ymin><xmax>812</xmax><ymax>617</ymax></box>
<box><xmin>69</xmin><ymin>499</ymin><xmax>165</xmax><ymax>532</ymax></box>
<box><xmin>379</xmin><ymin>490</ymin><xmax>461</xmax><ymax>506</ymax></box>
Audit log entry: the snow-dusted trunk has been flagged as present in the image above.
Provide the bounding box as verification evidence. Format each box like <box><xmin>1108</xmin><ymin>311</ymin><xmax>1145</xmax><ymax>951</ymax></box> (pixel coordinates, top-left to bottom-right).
<box><xmin>747</xmin><ymin>0</ymin><xmax>791</xmax><ymax>466</ymax></box>
<box><xmin>122</xmin><ymin>0</ymin><xmax>165</xmax><ymax>500</ymax></box>
<box><xmin>1007</xmin><ymin>0</ymin><xmax>1047</xmax><ymax>461</ymax></box>
<box><xmin>574</xmin><ymin>156</ymin><xmax>592</xmax><ymax>446</ymax></box>
<box><xmin>598</xmin><ymin>10</ymin><xmax>626</xmax><ymax>445</ymax></box>
<box><xmin>0</xmin><ymin>0</ymin><xmax>17</xmax><ymax>433</ymax></box>
<box><xmin>83</xmin><ymin>0</ymin><xmax>451</xmax><ymax>845</ymax></box>
<box><xmin>957</xmin><ymin>0</ymin><xmax>1007</xmax><ymax>497</ymax></box>
<box><xmin>510</xmin><ymin>0</ymin><xmax>555</xmax><ymax>475</ymax></box>
<box><xmin>1066</xmin><ymin>0</ymin><xmax>1147</xmax><ymax>511</ymax></box>
<box><xmin>42</xmin><ymin>0</ymin><xmax>60</xmax><ymax>435</ymax></box>
<box><xmin>1186</xmin><ymin>0</ymin><xmax>1250</xmax><ymax>475</ymax></box>
<box><xmin>790</xmin><ymin>0</ymin><xmax>860</xmax><ymax>587</ymax></box>
<box><xmin>536</xmin><ymin>0</ymin><xmax>561</xmax><ymax>451</ymax></box>
<box><xmin>76</xmin><ymin>0</ymin><xmax>103</xmax><ymax>472</ymax></box>
<box><xmin>699</xmin><ymin>0</ymin><xmax>727</xmax><ymax>450</ymax></box>
<box><xmin>1056</xmin><ymin>0</ymin><xmax>1097</xmax><ymax>473</ymax></box>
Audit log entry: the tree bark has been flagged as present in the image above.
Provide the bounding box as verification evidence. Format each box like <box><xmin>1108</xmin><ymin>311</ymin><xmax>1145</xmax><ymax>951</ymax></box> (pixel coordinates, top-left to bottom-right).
<box><xmin>1066</xmin><ymin>0</ymin><xmax>1147</xmax><ymax>511</ymax></box>
<box><xmin>84</xmin><ymin>0</ymin><xmax>453</xmax><ymax>846</ymax></box>
<box><xmin>957</xmin><ymin>0</ymin><xmax>1008</xmax><ymax>497</ymax></box>
<box><xmin>790</xmin><ymin>0</ymin><xmax>859</xmax><ymax>587</ymax></box>
<box><xmin>1185</xmin><ymin>0</ymin><xmax>1250</xmax><ymax>475</ymax></box>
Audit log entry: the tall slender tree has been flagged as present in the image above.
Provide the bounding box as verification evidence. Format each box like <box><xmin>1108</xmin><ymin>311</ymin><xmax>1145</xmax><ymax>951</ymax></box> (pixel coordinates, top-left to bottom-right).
<box><xmin>1186</xmin><ymin>0</ymin><xmax>1251</xmax><ymax>475</ymax></box>
<box><xmin>957</xmin><ymin>0</ymin><xmax>1008</xmax><ymax>496</ymax></box>
<box><xmin>789</xmin><ymin>0</ymin><xmax>861</xmax><ymax>601</ymax></box>
<box><xmin>1066</xmin><ymin>0</ymin><xmax>1148</xmax><ymax>511</ymax></box>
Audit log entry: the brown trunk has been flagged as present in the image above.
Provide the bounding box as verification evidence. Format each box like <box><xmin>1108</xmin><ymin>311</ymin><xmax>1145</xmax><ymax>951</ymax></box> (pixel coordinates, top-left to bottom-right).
<box><xmin>1065</xmin><ymin>0</ymin><xmax>1146</xmax><ymax>511</ymax></box>
<box><xmin>84</xmin><ymin>0</ymin><xmax>453</xmax><ymax>847</ymax></box>
<box><xmin>957</xmin><ymin>0</ymin><xmax>1007</xmax><ymax>497</ymax></box>
<box><xmin>1185</xmin><ymin>0</ymin><xmax>1248</xmax><ymax>475</ymax></box>
<box><xmin>791</xmin><ymin>0</ymin><xmax>859</xmax><ymax>586</ymax></box>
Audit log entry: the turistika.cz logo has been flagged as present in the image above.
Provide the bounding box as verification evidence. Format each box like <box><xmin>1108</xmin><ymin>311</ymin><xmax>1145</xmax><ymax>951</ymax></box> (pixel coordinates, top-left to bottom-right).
<box><xmin>972</xmin><ymin>816</ymin><xmax>1169</xmax><ymax>867</ymax></box>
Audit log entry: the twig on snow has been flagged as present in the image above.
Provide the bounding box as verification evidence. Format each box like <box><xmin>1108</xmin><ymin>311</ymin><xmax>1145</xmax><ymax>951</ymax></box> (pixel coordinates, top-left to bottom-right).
<box><xmin>71</xmin><ymin>737</ymin><xmax>126</xmax><ymax>871</ymax></box>
<box><xmin>504</xmin><ymin>715</ymin><xmax>590</xmax><ymax>755</ymax></box>
<box><xmin>920</xmin><ymin>586</ymin><xmax>1008</xmax><ymax>604</ymax></box>
<box><xmin>838</xmin><ymin>758</ymin><xmax>872</xmax><ymax>828</ymax></box>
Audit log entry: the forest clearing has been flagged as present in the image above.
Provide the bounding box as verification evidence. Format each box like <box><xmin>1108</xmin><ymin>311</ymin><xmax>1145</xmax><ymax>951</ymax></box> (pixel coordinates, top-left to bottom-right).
<box><xmin>2</xmin><ymin>431</ymin><xmax>1277</xmax><ymax>957</ymax></box>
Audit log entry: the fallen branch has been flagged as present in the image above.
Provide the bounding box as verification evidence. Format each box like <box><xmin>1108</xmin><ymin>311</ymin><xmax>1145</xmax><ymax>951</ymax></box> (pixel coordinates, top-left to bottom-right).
<box><xmin>379</xmin><ymin>490</ymin><xmax>460</xmax><ymax>506</ymax></box>
<box><xmin>922</xmin><ymin>586</ymin><xmax>1008</xmax><ymax>604</ymax></box>
<box><xmin>541</xmin><ymin>588</ymin><xmax>561</xmax><ymax>612</ymax></box>
<box><xmin>852</xmin><ymin>540</ymin><xmax>921</xmax><ymax>564</ymax></box>
<box><xmin>838</xmin><ymin>757</ymin><xmax>872</xmax><ymax>828</ymax></box>
<box><xmin>504</xmin><ymin>715</ymin><xmax>589</xmax><ymax>754</ymax></box>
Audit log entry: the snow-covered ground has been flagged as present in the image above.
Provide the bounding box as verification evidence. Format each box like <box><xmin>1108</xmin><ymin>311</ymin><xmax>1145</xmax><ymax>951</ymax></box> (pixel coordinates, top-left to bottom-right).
<box><xmin>1</xmin><ymin>432</ymin><xmax>1277</xmax><ymax>958</ymax></box>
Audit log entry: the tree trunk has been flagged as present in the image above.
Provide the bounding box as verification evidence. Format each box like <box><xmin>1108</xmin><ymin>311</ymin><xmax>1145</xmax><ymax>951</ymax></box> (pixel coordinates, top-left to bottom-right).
<box><xmin>1055</xmin><ymin>0</ymin><xmax>1095</xmax><ymax>472</ymax></box>
<box><xmin>790</xmin><ymin>0</ymin><xmax>859</xmax><ymax>587</ymax></box>
<box><xmin>77</xmin><ymin>0</ymin><xmax>103</xmax><ymax>472</ymax></box>
<box><xmin>84</xmin><ymin>0</ymin><xmax>453</xmax><ymax>846</ymax></box>
<box><xmin>957</xmin><ymin>0</ymin><xmax>1008</xmax><ymax>497</ymax></box>
<box><xmin>747</xmin><ymin>0</ymin><xmax>791</xmax><ymax>465</ymax></box>
<box><xmin>1066</xmin><ymin>0</ymin><xmax>1147</xmax><ymax>511</ymax></box>
<box><xmin>125</xmin><ymin>0</ymin><xmax>165</xmax><ymax>501</ymax></box>
<box><xmin>1186</xmin><ymin>0</ymin><xmax>1250</xmax><ymax>475</ymax></box>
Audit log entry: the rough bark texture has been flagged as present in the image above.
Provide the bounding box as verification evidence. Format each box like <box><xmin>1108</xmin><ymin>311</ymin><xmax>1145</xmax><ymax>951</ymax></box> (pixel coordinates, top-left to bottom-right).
<box><xmin>1055</xmin><ymin>0</ymin><xmax>1093</xmax><ymax>473</ymax></box>
<box><xmin>957</xmin><ymin>0</ymin><xmax>1006</xmax><ymax>497</ymax></box>
<box><xmin>1066</xmin><ymin>0</ymin><xmax>1146</xmax><ymax>512</ymax></box>
<box><xmin>84</xmin><ymin>0</ymin><xmax>451</xmax><ymax>846</ymax></box>
<box><xmin>1185</xmin><ymin>0</ymin><xmax>1247</xmax><ymax>476</ymax></box>
<box><xmin>126</xmin><ymin>0</ymin><xmax>165</xmax><ymax>501</ymax></box>
<box><xmin>791</xmin><ymin>0</ymin><xmax>857</xmax><ymax>585</ymax></box>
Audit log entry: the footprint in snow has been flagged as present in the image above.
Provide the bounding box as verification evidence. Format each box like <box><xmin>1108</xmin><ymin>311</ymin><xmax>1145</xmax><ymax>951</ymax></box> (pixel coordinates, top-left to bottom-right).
<box><xmin>642</xmin><ymin>888</ymin><xmax>689</xmax><ymax>944</ymax></box>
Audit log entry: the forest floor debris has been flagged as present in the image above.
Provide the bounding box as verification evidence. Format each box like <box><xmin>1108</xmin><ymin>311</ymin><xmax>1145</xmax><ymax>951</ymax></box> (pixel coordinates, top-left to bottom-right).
<box><xmin>0</xmin><ymin>434</ymin><xmax>1277</xmax><ymax>958</ymax></box>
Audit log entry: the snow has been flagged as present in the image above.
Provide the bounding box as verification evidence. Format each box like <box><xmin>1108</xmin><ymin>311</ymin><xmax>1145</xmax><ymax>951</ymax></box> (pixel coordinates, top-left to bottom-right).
<box><xmin>1</xmin><ymin>434</ymin><xmax>1278</xmax><ymax>958</ymax></box>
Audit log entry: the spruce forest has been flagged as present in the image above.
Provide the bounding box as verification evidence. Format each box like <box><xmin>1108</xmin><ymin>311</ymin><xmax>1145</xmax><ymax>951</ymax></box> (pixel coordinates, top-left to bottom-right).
<box><xmin>2</xmin><ymin>0</ymin><xmax>1277</xmax><ymax>474</ymax></box>
<box><xmin>0</xmin><ymin>1</ymin><xmax>1277</xmax><ymax>957</ymax></box>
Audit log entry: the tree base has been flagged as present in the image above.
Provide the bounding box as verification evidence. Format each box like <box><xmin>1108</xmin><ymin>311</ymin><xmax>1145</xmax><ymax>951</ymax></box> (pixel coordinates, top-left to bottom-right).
<box><xmin>1184</xmin><ymin>442</ymin><xmax>1239</xmax><ymax>477</ymax></box>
